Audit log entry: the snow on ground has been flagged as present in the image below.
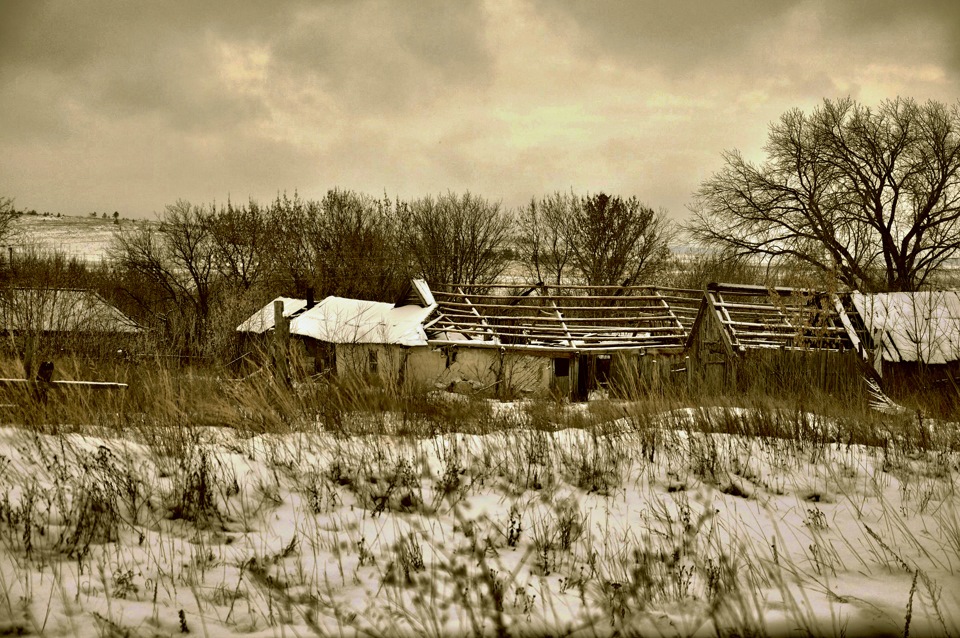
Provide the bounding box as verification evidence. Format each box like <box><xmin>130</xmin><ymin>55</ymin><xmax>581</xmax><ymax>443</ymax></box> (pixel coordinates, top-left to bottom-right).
<box><xmin>12</xmin><ymin>215</ymin><xmax>144</xmax><ymax>263</ymax></box>
<box><xmin>0</xmin><ymin>408</ymin><xmax>959</xmax><ymax>637</ymax></box>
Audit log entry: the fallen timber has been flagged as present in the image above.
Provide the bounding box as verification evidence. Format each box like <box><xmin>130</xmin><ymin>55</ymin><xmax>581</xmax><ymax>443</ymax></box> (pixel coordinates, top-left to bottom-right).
<box><xmin>0</xmin><ymin>361</ymin><xmax>128</xmax><ymax>403</ymax></box>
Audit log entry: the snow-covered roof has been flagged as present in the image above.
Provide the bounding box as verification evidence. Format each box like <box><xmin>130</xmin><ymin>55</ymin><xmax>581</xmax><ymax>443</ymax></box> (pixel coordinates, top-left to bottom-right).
<box><xmin>289</xmin><ymin>296</ymin><xmax>434</xmax><ymax>346</ymax></box>
<box><xmin>395</xmin><ymin>278</ymin><xmax>436</xmax><ymax>308</ymax></box>
<box><xmin>0</xmin><ymin>288</ymin><xmax>142</xmax><ymax>333</ymax></box>
<box><xmin>236</xmin><ymin>297</ymin><xmax>308</xmax><ymax>334</ymax></box>
<box><xmin>850</xmin><ymin>291</ymin><xmax>960</xmax><ymax>364</ymax></box>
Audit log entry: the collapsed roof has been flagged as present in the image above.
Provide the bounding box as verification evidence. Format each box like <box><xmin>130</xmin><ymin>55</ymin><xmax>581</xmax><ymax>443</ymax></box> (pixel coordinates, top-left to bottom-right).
<box><xmin>423</xmin><ymin>283</ymin><xmax>702</xmax><ymax>354</ymax></box>
<box><xmin>234</xmin><ymin>281</ymin><xmax>960</xmax><ymax>367</ymax></box>
<box><xmin>697</xmin><ymin>283</ymin><xmax>866</xmax><ymax>355</ymax></box>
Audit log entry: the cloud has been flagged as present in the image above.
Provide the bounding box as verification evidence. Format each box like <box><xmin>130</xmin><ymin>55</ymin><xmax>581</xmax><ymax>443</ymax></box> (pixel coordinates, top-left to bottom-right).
<box><xmin>270</xmin><ymin>1</ymin><xmax>492</xmax><ymax>112</ymax></box>
<box><xmin>0</xmin><ymin>0</ymin><xmax>493</xmax><ymax>141</ymax></box>
<box><xmin>0</xmin><ymin>0</ymin><xmax>497</xmax><ymax>215</ymax></box>
<box><xmin>531</xmin><ymin>0</ymin><xmax>959</xmax><ymax>96</ymax></box>
<box><xmin>1</xmin><ymin>0</ymin><xmax>959</xmax><ymax>221</ymax></box>
<box><xmin>528</xmin><ymin>1</ymin><xmax>798</xmax><ymax>76</ymax></box>
<box><xmin>824</xmin><ymin>1</ymin><xmax>960</xmax><ymax>67</ymax></box>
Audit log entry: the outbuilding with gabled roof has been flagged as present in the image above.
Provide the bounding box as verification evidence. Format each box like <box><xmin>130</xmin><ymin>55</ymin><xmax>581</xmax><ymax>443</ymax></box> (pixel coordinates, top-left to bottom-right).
<box><xmin>0</xmin><ymin>287</ymin><xmax>143</xmax><ymax>359</ymax></box>
<box><xmin>423</xmin><ymin>282</ymin><xmax>702</xmax><ymax>400</ymax></box>
<box><xmin>686</xmin><ymin>283</ymin><xmax>872</xmax><ymax>399</ymax></box>
<box><xmin>850</xmin><ymin>291</ymin><xmax>960</xmax><ymax>412</ymax></box>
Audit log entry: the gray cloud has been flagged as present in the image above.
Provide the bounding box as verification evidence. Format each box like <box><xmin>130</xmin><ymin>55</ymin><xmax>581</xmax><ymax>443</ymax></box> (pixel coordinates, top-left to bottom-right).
<box><xmin>270</xmin><ymin>1</ymin><xmax>492</xmax><ymax>113</ymax></box>
<box><xmin>529</xmin><ymin>1</ymin><xmax>796</xmax><ymax>74</ymax></box>
<box><xmin>1</xmin><ymin>0</ymin><xmax>958</xmax><ymax>221</ymax></box>
<box><xmin>0</xmin><ymin>2</ymin><xmax>275</xmax><ymax>138</ymax></box>
<box><xmin>532</xmin><ymin>0</ymin><xmax>960</xmax><ymax>88</ymax></box>
<box><xmin>824</xmin><ymin>0</ymin><xmax>960</xmax><ymax>75</ymax></box>
<box><xmin>0</xmin><ymin>0</ymin><xmax>493</xmax><ymax>136</ymax></box>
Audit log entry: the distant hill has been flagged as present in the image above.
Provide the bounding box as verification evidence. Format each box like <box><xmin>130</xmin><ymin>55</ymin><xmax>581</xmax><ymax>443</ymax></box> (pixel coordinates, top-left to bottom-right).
<box><xmin>9</xmin><ymin>214</ymin><xmax>153</xmax><ymax>263</ymax></box>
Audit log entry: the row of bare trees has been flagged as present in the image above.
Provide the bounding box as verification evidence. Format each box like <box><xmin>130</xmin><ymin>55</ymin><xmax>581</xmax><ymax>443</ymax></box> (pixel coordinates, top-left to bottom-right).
<box><xmin>6</xmin><ymin>95</ymin><xmax>959</xmax><ymax>362</ymax></box>
<box><xmin>101</xmin><ymin>189</ymin><xmax>674</xmax><ymax>359</ymax></box>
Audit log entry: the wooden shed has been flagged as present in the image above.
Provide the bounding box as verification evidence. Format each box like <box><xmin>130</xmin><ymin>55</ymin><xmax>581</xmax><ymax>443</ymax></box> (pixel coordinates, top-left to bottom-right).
<box><xmin>286</xmin><ymin>293</ymin><xmax>436</xmax><ymax>384</ymax></box>
<box><xmin>687</xmin><ymin>283</ymin><xmax>871</xmax><ymax>400</ymax></box>
<box><xmin>0</xmin><ymin>287</ymin><xmax>144</xmax><ymax>358</ymax></box>
<box><xmin>850</xmin><ymin>291</ymin><xmax>960</xmax><ymax>413</ymax></box>
<box><xmin>423</xmin><ymin>283</ymin><xmax>703</xmax><ymax>400</ymax></box>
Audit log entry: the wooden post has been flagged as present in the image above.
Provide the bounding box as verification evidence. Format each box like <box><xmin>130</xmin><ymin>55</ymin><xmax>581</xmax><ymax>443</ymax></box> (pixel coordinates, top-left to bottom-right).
<box><xmin>34</xmin><ymin>360</ymin><xmax>53</xmax><ymax>403</ymax></box>
<box><xmin>819</xmin><ymin>350</ymin><xmax>827</xmax><ymax>390</ymax></box>
<box><xmin>36</xmin><ymin>361</ymin><xmax>54</xmax><ymax>383</ymax></box>
<box><xmin>273</xmin><ymin>300</ymin><xmax>290</xmax><ymax>385</ymax></box>
<box><xmin>496</xmin><ymin>347</ymin><xmax>506</xmax><ymax>399</ymax></box>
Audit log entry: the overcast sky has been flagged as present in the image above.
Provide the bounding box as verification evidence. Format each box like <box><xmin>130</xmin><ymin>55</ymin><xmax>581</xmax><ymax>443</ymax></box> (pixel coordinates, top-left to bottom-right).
<box><xmin>1</xmin><ymin>1</ymin><xmax>958</xmax><ymax>221</ymax></box>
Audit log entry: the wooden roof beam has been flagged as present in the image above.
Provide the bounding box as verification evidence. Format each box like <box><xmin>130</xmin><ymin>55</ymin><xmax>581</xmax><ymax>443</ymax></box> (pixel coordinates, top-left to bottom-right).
<box><xmin>706</xmin><ymin>290</ymin><xmax>740</xmax><ymax>352</ymax></box>
<box><xmin>432</xmin><ymin>282</ymin><xmax>699</xmax><ymax>293</ymax></box>
<box><xmin>433</xmin><ymin>291</ymin><xmax>699</xmax><ymax>303</ymax></box>
<box><xmin>458</xmin><ymin>287</ymin><xmax>500</xmax><ymax>345</ymax></box>
<box><xmin>830</xmin><ymin>293</ymin><xmax>869</xmax><ymax>360</ymax></box>
<box><xmin>426</xmin><ymin>338</ymin><xmax>687</xmax><ymax>356</ymax></box>
<box><xmin>425</xmin><ymin>324</ymin><xmax>687</xmax><ymax>343</ymax></box>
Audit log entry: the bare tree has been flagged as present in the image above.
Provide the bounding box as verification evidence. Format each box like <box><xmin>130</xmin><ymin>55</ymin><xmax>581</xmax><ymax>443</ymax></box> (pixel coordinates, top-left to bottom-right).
<box><xmin>517</xmin><ymin>192</ymin><xmax>575</xmax><ymax>285</ymax></box>
<box><xmin>310</xmin><ymin>189</ymin><xmax>409</xmax><ymax>301</ymax></box>
<box><xmin>404</xmin><ymin>191</ymin><xmax>512</xmax><ymax>286</ymax></box>
<box><xmin>0</xmin><ymin>197</ymin><xmax>18</xmax><ymax>233</ymax></box>
<box><xmin>110</xmin><ymin>200</ymin><xmax>218</xmax><ymax>355</ymax></box>
<box><xmin>0</xmin><ymin>197</ymin><xmax>21</xmax><ymax>269</ymax></box>
<box><xmin>566</xmin><ymin>193</ymin><xmax>673</xmax><ymax>287</ymax></box>
<box><xmin>686</xmin><ymin>97</ymin><xmax>960</xmax><ymax>292</ymax></box>
<box><xmin>518</xmin><ymin>191</ymin><xmax>673</xmax><ymax>287</ymax></box>
<box><xmin>208</xmin><ymin>198</ymin><xmax>271</xmax><ymax>292</ymax></box>
<box><xmin>254</xmin><ymin>190</ymin><xmax>409</xmax><ymax>302</ymax></box>
<box><xmin>261</xmin><ymin>192</ymin><xmax>323</xmax><ymax>296</ymax></box>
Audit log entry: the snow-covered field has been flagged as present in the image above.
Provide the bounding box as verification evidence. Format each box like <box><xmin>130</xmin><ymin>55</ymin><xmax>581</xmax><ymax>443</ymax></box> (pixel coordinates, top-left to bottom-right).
<box><xmin>12</xmin><ymin>215</ymin><xmax>150</xmax><ymax>263</ymax></box>
<box><xmin>0</xmin><ymin>406</ymin><xmax>958</xmax><ymax>637</ymax></box>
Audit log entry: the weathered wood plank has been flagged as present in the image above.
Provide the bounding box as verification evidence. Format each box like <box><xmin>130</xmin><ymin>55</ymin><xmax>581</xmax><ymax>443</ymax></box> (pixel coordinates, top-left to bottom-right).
<box><xmin>0</xmin><ymin>379</ymin><xmax>128</xmax><ymax>390</ymax></box>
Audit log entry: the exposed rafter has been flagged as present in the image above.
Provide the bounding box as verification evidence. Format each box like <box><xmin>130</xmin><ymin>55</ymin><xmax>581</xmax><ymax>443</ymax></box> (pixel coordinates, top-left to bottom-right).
<box><xmin>704</xmin><ymin>283</ymin><xmax>864</xmax><ymax>354</ymax></box>
<box><xmin>425</xmin><ymin>282</ymin><xmax>702</xmax><ymax>354</ymax></box>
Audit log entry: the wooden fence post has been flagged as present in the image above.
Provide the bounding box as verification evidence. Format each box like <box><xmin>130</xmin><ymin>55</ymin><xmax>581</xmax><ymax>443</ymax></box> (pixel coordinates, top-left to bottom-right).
<box><xmin>273</xmin><ymin>300</ymin><xmax>290</xmax><ymax>385</ymax></box>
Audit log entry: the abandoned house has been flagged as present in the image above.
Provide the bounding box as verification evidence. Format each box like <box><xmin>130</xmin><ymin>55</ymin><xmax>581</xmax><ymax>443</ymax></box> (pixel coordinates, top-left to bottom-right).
<box><xmin>423</xmin><ymin>283</ymin><xmax>703</xmax><ymax>400</ymax></box>
<box><xmin>241</xmin><ymin>279</ymin><xmax>960</xmax><ymax>407</ymax></box>
<box><xmin>850</xmin><ymin>291</ymin><xmax>960</xmax><ymax>412</ymax></box>
<box><xmin>235</xmin><ymin>280</ymin><xmax>703</xmax><ymax>400</ymax></box>
<box><xmin>0</xmin><ymin>288</ymin><xmax>143</xmax><ymax>357</ymax></box>
<box><xmin>287</xmin><ymin>287</ymin><xmax>437</xmax><ymax>384</ymax></box>
<box><xmin>686</xmin><ymin>283</ymin><xmax>871</xmax><ymax>400</ymax></box>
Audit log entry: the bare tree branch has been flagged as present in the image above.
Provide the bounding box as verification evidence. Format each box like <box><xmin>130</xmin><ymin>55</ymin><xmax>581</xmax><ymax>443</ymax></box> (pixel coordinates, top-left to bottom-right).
<box><xmin>686</xmin><ymin>97</ymin><xmax>960</xmax><ymax>292</ymax></box>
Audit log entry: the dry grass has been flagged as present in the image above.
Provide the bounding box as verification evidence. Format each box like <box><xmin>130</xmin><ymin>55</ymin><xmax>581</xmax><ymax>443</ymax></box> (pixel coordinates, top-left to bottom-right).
<box><xmin>0</xmin><ymin>358</ymin><xmax>958</xmax><ymax>636</ymax></box>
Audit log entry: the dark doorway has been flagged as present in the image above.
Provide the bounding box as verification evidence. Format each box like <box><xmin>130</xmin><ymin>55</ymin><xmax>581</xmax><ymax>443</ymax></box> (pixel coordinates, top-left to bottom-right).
<box><xmin>553</xmin><ymin>357</ymin><xmax>571</xmax><ymax>399</ymax></box>
<box><xmin>574</xmin><ymin>355</ymin><xmax>590</xmax><ymax>402</ymax></box>
<box><xmin>315</xmin><ymin>342</ymin><xmax>336</xmax><ymax>375</ymax></box>
<box><xmin>596</xmin><ymin>355</ymin><xmax>612</xmax><ymax>387</ymax></box>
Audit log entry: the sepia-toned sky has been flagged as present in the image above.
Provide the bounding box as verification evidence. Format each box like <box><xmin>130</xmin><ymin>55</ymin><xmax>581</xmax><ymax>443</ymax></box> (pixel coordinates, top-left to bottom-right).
<box><xmin>1</xmin><ymin>0</ymin><xmax>958</xmax><ymax>221</ymax></box>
